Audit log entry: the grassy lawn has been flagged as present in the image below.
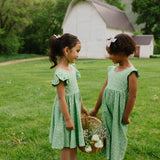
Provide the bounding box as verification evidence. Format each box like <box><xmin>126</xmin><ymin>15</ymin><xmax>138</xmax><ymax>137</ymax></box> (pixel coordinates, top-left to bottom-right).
<box><xmin>0</xmin><ymin>58</ymin><xmax>160</xmax><ymax>160</ymax></box>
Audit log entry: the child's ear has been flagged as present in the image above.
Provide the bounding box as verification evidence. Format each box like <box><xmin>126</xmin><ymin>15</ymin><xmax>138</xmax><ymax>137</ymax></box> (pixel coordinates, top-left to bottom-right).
<box><xmin>106</xmin><ymin>46</ymin><xmax>110</xmax><ymax>53</ymax></box>
<box><xmin>63</xmin><ymin>46</ymin><xmax>70</xmax><ymax>56</ymax></box>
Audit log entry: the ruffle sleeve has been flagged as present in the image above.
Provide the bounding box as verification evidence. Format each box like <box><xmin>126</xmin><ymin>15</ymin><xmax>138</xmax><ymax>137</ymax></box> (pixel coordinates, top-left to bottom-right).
<box><xmin>52</xmin><ymin>70</ymin><xmax>69</xmax><ymax>87</ymax></box>
<box><xmin>71</xmin><ymin>64</ymin><xmax>81</xmax><ymax>80</ymax></box>
<box><xmin>127</xmin><ymin>68</ymin><xmax>139</xmax><ymax>78</ymax></box>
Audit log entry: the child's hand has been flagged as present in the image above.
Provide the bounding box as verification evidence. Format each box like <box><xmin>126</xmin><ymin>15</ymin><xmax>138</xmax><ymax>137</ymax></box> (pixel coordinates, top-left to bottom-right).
<box><xmin>89</xmin><ymin>108</ymin><xmax>98</xmax><ymax>116</ymax></box>
<box><xmin>81</xmin><ymin>106</ymin><xmax>89</xmax><ymax>116</ymax></box>
<box><xmin>122</xmin><ymin>117</ymin><xmax>131</xmax><ymax>125</ymax></box>
<box><xmin>65</xmin><ymin>119</ymin><xmax>75</xmax><ymax>130</ymax></box>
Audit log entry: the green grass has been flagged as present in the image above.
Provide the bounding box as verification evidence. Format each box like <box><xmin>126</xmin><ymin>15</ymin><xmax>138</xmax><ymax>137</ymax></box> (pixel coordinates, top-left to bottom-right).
<box><xmin>0</xmin><ymin>58</ymin><xmax>160</xmax><ymax>160</ymax></box>
<box><xmin>0</xmin><ymin>54</ymin><xmax>45</xmax><ymax>62</ymax></box>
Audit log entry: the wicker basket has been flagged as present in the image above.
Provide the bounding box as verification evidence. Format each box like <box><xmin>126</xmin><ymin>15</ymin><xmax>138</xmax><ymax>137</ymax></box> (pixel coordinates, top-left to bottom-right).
<box><xmin>79</xmin><ymin>115</ymin><xmax>104</xmax><ymax>154</ymax></box>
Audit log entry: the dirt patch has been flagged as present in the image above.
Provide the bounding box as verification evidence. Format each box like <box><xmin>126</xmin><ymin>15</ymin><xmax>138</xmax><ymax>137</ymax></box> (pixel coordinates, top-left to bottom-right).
<box><xmin>0</xmin><ymin>57</ymin><xmax>48</xmax><ymax>66</ymax></box>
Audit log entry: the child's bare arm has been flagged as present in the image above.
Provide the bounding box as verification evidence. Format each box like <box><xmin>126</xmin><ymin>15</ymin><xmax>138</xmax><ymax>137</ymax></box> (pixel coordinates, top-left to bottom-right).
<box><xmin>57</xmin><ymin>81</ymin><xmax>75</xmax><ymax>130</ymax></box>
<box><xmin>122</xmin><ymin>72</ymin><xmax>138</xmax><ymax>124</ymax></box>
<box><xmin>90</xmin><ymin>76</ymin><xmax>108</xmax><ymax>116</ymax></box>
<box><xmin>81</xmin><ymin>99</ymin><xmax>89</xmax><ymax>116</ymax></box>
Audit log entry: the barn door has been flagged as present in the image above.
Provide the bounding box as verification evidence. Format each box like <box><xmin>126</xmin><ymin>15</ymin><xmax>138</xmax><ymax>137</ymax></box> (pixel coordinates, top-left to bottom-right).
<box><xmin>134</xmin><ymin>46</ymin><xmax>140</xmax><ymax>57</ymax></box>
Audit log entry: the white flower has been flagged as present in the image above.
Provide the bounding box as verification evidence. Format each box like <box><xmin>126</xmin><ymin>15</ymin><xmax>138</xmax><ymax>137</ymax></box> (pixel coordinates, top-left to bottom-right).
<box><xmin>95</xmin><ymin>140</ymin><xmax>103</xmax><ymax>148</ymax></box>
<box><xmin>91</xmin><ymin>134</ymin><xmax>99</xmax><ymax>142</ymax></box>
<box><xmin>153</xmin><ymin>95</ymin><xmax>159</xmax><ymax>100</ymax></box>
<box><xmin>85</xmin><ymin>145</ymin><xmax>92</xmax><ymax>152</ymax></box>
<box><xmin>7</xmin><ymin>80</ymin><xmax>12</xmax><ymax>84</ymax></box>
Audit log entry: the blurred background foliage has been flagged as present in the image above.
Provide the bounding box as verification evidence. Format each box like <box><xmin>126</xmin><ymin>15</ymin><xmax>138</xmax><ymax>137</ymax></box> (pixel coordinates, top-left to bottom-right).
<box><xmin>0</xmin><ymin>0</ymin><xmax>160</xmax><ymax>55</ymax></box>
<box><xmin>0</xmin><ymin>0</ymin><xmax>70</xmax><ymax>55</ymax></box>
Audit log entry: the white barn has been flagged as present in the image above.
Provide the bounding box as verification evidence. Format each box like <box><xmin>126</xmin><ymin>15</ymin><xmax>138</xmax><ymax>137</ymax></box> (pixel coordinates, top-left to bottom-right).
<box><xmin>62</xmin><ymin>0</ymin><xmax>154</xmax><ymax>58</ymax></box>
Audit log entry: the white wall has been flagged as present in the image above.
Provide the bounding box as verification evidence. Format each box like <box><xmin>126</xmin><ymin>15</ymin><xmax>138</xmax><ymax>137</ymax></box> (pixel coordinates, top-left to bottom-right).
<box><xmin>105</xmin><ymin>28</ymin><xmax>133</xmax><ymax>39</ymax></box>
<box><xmin>139</xmin><ymin>40</ymin><xmax>154</xmax><ymax>58</ymax></box>
<box><xmin>63</xmin><ymin>1</ymin><xmax>107</xmax><ymax>58</ymax></box>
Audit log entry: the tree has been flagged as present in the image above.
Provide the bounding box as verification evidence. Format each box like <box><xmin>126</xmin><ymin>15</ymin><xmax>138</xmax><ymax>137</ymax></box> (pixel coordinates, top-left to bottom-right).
<box><xmin>20</xmin><ymin>0</ymin><xmax>57</xmax><ymax>54</ymax></box>
<box><xmin>21</xmin><ymin>0</ymin><xmax>71</xmax><ymax>54</ymax></box>
<box><xmin>53</xmin><ymin>0</ymin><xmax>71</xmax><ymax>33</ymax></box>
<box><xmin>0</xmin><ymin>0</ymin><xmax>34</xmax><ymax>55</ymax></box>
<box><xmin>132</xmin><ymin>0</ymin><xmax>160</xmax><ymax>41</ymax></box>
<box><xmin>105</xmin><ymin>0</ymin><xmax>125</xmax><ymax>11</ymax></box>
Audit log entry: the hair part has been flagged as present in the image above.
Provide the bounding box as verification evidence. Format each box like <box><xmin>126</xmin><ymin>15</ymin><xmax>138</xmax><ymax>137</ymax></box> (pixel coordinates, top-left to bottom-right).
<box><xmin>107</xmin><ymin>33</ymin><xmax>136</xmax><ymax>56</ymax></box>
<box><xmin>49</xmin><ymin>33</ymin><xmax>80</xmax><ymax>69</ymax></box>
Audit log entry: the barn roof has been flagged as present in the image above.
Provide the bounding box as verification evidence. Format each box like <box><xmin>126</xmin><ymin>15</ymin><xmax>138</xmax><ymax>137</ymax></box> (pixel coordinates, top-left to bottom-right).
<box><xmin>133</xmin><ymin>35</ymin><xmax>154</xmax><ymax>45</ymax></box>
<box><xmin>90</xmin><ymin>0</ymin><xmax>134</xmax><ymax>32</ymax></box>
<box><xmin>62</xmin><ymin>0</ymin><xmax>135</xmax><ymax>32</ymax></box>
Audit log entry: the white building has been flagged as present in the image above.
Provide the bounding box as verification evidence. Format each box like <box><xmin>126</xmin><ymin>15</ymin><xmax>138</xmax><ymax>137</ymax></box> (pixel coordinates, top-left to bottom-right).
<box><xmin>62</xmin><ymin>0</ymin><xmax>154</xmax><ymax>58</ymax></box>
<box><xmin>133</xmin><ymin>35</ymin><xmax>154</xmax><ymax>58</ymax></box>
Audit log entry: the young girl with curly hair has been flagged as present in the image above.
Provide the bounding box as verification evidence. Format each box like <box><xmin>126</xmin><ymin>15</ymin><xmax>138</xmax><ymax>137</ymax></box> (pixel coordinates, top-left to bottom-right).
<box><xmin>90</xmin><ymin>33</ymin><xmax>139</xmax><ymax>160</ymax></box>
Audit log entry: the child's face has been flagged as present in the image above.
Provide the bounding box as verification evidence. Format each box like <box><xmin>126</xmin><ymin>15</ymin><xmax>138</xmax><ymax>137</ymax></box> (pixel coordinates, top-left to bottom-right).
<box><xmin>66</xmin><ymin>42</ymin><xmax>81</xmax><ymax>63</ymax></box>
<box><xmin>106</xmin><ymin>46</ymin><xmax>122</xmax><ymax>64</ymax></box>
<box><xmin>108</xmin><ymin>53</ymin><xmax>123</xmax><ymax>64</ymax></box>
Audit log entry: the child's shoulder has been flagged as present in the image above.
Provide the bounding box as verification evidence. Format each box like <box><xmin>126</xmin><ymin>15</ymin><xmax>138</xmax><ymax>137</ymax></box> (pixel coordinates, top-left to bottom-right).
<box><xmin>55</xmin><ymin>64</ymin><xmax>73</xmax><ymax>72</ymax></box>
<box><xmin>53</xmin><ymin>65</ymin><xmax>70</xmax><ymax>78</ymax></box>
<box><xmin>107</xmin><ymin>65</ymin><xmax>115</xmax><ymax>72</ymax></box>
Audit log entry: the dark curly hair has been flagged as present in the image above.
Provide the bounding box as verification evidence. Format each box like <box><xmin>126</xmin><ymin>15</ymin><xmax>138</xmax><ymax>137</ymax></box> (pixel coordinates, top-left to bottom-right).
<box><xmin>49</xmin><ymin>33</ymin><xmax>80</xmax><ymax>69</ymax></box>
<box><xmin>107</xmin><ymin>33</ymin><xmax>136</xmax><ymax>56</ymax></box>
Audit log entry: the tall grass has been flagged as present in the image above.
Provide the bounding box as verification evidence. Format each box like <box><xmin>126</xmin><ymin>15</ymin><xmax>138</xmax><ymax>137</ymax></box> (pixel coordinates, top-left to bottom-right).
<box><xmin>0</xmin><ymin>58</ymin><xmax>160</xmax><ymax>160</ymax></box>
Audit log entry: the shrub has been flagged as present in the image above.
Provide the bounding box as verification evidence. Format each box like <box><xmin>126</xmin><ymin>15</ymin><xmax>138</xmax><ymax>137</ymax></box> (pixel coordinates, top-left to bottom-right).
<box><xmin>0</xmin><ymin>34</ymin><xmax>20</xmax><ymax>55</ymax></box>
<box><xmin>154</xmin><ymin>42</ymin><xmax>160</xmax><ymax>55</ymax></box>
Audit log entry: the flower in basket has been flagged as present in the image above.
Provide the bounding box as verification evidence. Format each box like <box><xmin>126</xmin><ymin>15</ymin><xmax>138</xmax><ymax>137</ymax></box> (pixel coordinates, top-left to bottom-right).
<box><xmin>82</xmin><ymin>122</ymin><xmax>107</xmax><ymax>153</ymax></box>
<box><xmin>91</xmin><ymin>134</ymin><xmax>99</xmax><ymax>142</ymax></box>
<box><xmin>85</xmin><ymin>145</ymin><xmax>92</xmax><ymax>152</ymax></box>
<box><xmin>95</xmin><ymin>140</ymin><xmax>103</xmax><ymax>148</ymax></box>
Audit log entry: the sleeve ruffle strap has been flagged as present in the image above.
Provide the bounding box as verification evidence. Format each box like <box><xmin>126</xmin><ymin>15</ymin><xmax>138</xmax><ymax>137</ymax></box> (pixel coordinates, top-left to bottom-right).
<box><xmin>52</xmin><ymin>70</ymin><xmax>69</xmax><ymax>87</ymax></box>
<box><xmin>72</xmin><ymin>64</ymin><xmax>81</xmax><ymax>80</ymax></box>
<box><xmin>75</xmin><ymin>69</ymin><xmax>81</xmax><ymax>80</ymax></box>
<box><xmin>127</xmin><ymin>68</ymin><xmax>140</xmax><ymax>78</ymax></box>
<box><xmin>134</xmin><ymin>69</ymin><xmax>139</xmax><ymax>78</ymax></box>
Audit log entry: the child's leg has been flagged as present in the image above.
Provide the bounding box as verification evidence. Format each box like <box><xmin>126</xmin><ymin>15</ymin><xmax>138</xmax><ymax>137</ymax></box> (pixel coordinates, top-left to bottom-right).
<box><xmin>61</xmin><ymin>148</ymin><xmax>70</xmax><ymax>160</ymax></box>
<box><xmin>70</xmin><ymin>147</ymin><xmax>77</xmax><ymax>160</ymax></box>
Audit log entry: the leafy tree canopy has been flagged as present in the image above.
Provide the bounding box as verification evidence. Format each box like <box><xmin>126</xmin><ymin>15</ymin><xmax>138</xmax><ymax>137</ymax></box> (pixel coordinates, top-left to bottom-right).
<box><xmin>105</xmin><ymin>0</ymin><xmax>125</xmax><ymax>11</ymax></box>
<box><xmin>132</xmin><ymin>0</ymin><xmax>160</xmax><ymax>40</ymax></box>
<box><xmin>53</xmin><ymin>0</ymin><xmax>71</xmax><ymax>34</ymax></box>
<box><xmin>0</xmin><ymin>0</ymin><xmax>34</xmax><ymax>37</ymax></box>
<box><xmin>0</xmin><ymin>0</ymin><xmax>35</xmax><ymax>54</ymax></box>
<box><xmin>20</xmin><ymin>0</ymin><xmax>56</xmax><ymax>54</ymax></box>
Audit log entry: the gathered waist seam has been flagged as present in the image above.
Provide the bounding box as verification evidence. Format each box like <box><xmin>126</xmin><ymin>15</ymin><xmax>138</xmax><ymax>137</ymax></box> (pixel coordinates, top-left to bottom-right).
<box><xmin>65</xmin><ymin>91</ymin><xmax>80</xmax><ymax>96</ymax></box>
<box><xmin>105</xmin><ymin>87</ymin><xmax>127</xmax><ymax>92</ymax></box>
<box><xmin>55</xmin><ymin>91</ymin><xmax>80</xmax><ymax>97</ymax></box>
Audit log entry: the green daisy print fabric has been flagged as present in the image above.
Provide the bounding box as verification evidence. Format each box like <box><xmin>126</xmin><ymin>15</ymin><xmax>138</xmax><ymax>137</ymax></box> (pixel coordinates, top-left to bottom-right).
<box><xmin>49</xmin><ymin>64</ymin><xmax>85</xmax><ymax>149</ymax></box>
<box><xmin>102</xmin><ymin>66</ymin><xmax>139</xmax><ymax>160</ymax></box>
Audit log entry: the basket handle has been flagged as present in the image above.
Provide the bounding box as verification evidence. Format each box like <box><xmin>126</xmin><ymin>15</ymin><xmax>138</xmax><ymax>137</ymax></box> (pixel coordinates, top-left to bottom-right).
<box><xmin>81</xmin><ymin>113</ymin><xmax>102</xmax><ymax>122</ymax></box>
<box><xmin>96</xmin><ymin>114</ymin><xmax>102</xmax><ymax>122</ymax></box>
